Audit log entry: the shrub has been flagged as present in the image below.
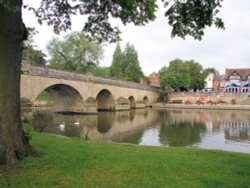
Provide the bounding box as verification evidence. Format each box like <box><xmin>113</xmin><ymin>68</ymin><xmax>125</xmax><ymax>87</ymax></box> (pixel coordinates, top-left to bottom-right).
<box><xmin>21</xmin><ymin>97</ymin><xmax>33</xmax><ymax>107</ymax></box>
<box><xmin>217</xmin><ymin>100</ymin><xmax>227</xmax><ymax>104</ymax></box>
<box><xmin>185</xmin><ymin>100</ymin><xmax>192</xmax><ymax>105</ymax></box>
<box><xmin>196</xmin><ymin>100</ymin><xmax>204</xmax><ymax>105</ymax></box>
<box><xmin>231</xmin><ymin>99</ymin><xmax>236</xmax><ymax>105</ymax></box>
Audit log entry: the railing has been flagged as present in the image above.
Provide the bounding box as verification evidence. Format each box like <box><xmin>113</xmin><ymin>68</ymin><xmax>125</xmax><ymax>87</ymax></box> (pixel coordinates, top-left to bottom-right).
<box><xmin>24</xmin><ymin>65</ymin><xmax>160</xmax><ymax>92</ymax></box>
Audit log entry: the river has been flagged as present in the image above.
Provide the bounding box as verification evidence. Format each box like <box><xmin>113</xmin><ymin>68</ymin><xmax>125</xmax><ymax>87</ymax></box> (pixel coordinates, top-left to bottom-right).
<box><xmin>22</xmin><ymin>108</ymin><xmax>250</xmax><ymax>154</ymax></box>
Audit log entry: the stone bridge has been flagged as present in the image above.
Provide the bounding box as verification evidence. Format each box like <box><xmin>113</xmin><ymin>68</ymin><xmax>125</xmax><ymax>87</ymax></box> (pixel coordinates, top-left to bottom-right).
<box><xmin>21</xmin><ymin>65</ymin><xmax>160</xmax><ymax>113</ymax></box>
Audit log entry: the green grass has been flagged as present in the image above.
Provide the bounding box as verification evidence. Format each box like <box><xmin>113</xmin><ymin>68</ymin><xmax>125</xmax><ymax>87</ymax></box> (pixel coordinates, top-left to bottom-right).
<box><xmin>36</xmin><ymin>90</ymin><xmax>53</xmax><ymax>102</ymax></box>
<box><xmin>0</xmin><ymin>132</ymin><xmax>250</xmax><ymax>188</ymax></box>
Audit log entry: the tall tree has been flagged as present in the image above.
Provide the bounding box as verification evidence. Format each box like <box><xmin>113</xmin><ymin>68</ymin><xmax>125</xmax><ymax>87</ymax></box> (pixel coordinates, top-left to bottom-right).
<box><xmin>160</xmin><ymin>59</ymin><xmax>215</xmax><ymax>92</ymax></box>
<box><xmin>110</xmin><ymin>43</ymin><xmax>124</xmax><ymax>79</ymax></box>
<box><xmin>92</xmin><ymin>66</ymin><xmax>111</xmax><ymax>78</ymax></box>
<box><xmin>0</xmin><ymin>0</ymin><xmax>30</xmax><ymax>165</ymax></box>
<box><xmin>123</xmin><ymin>43</ymin><xmax>144</xmax><ymax>82</ymax></box>
<box><xmin>186</xmin><ymin>60</ymin><xmax>205</xmax><ymax>91</ymax></box>
<box><xmin>159</xmin><ymin>59</ymin><xmax>190</xmax><ymax>91</ymax></box>
<box><xmin>167</xmin><ymin>59</ymin><xmax>191</xmax><ymax>91</ymax></box>
<box><xmin>47</xmin><ymin>32</ymin><xmax>103</xmax><ymax>72</ymax></box>
<box><xmin>22</xmin><ymin>28</ymin><xmax>46</xmax><ymax>65</ymax></box>
<box><xmin>203</xmin><ymin>67</ymin><xmax>219</xmax><ymax>77</ymax></box>
<box><xmin>0</xmin><ymin>0</ymin><xmax>224</xmax><ymax>164</ymax></box>
<box><xmin>22</xmin><ymin>47</ymin><xmax>46</xmax><ymax>66</ymax></box>
<box><xmin>159</xmin><ymin>66</ymin><xmax>175</xmax><ymax>92</ymax></box>
<box><xmin>82</xmin><ymin>64</ymin><xmax>111</xmax><ymax>77</ymax></box>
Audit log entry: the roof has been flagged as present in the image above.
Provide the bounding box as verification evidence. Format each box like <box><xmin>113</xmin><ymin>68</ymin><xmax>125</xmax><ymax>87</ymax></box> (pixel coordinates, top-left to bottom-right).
<box><xmin>149</xmin><ymin>72</ymin><xmax>158</xmax><ymax>77</ymax></box>
<box><xmin>213</xmin><ymin>74</ymin><xmax>224</xmax><ymax>80</ymax></box>
<box><xmin>225</xmin><ymin>68</ymin><xmax>250</xmax><ymax>80</ymax></box>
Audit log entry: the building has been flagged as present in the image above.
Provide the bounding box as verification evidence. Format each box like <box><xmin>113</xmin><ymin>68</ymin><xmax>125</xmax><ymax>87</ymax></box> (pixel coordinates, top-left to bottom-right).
<box><xmin>213</xmin><ymin>75</ymin><xmax>224</xmax><ymax>92</ymax></box>
<box><xmin>204</xmin><ymin>72</ymin><xmax>215</xmax><ymax>91</ymax></box>
<box><xmin>220</xmin><ymin>68</ymin><xmax>250</xmax><ymax>93</ymax></box>
<box><xmin>149</xmin><ymin>72</ymin><xmax>160</xmax><ymax>88</ymax></box>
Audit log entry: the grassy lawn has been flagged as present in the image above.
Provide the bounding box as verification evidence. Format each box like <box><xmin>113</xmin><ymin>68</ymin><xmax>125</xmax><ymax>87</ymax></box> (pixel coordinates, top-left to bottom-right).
<box><xmin>0</xmin><ymin>132</ymin><xmax>250</xmax><ymax>188</ymax></box>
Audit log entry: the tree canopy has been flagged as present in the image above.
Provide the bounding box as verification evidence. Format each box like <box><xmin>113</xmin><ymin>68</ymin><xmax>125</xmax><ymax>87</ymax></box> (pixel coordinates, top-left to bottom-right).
<box><xmin>110</xmin><ymin>42</ymin><xmax>124</xmax><ymax>79</ymax></box>
<box><xmin>164</xmin><ymin>0</ymin><xmax>224</xmax><ymax>40</ymax></box>
<box><xmin>26</xmin><ymin>0</ymin><xmax>158</xmax><ymax>42</ymax></box>
<box><xmin>186</xmin><ymin>60</ymin><xmax>206</xmax><ymax>91</ymax></box>
<box><xmin>47</xmin><ymin>31</ymin><xmax>103</xmax><ymax>72</ymax></box>
<box><xmin>25</xmin><ymin>0</ymin><xmax>224</xmax><ymax>41</ymax></box>
<box><xmin>47</xmin><ymin>31</ymin><xmax>112</xmax><ymax>77</ymax></box>
<box><xmin>22</xmin><ymin>28</ymin><xmax>46</xmax><ymax>65</ymax></box>
<box><xmin>159</xmin><ymin>59</ymin><xmax>210</xmax><ymax>92</ymax></box>
<box><xmin>160</xmin><ymin>59</ymin><xmax>190</xmax><ymax>91</ymax></box>
<box><xmin>123</xmin><ymin>43</ymin><xmax>144</xmax><ymax>82</ymax></box>
<box><xmin>110</xmin><ymin>42</ymin><xmax>144</xmax><ymax>82</ymax></box>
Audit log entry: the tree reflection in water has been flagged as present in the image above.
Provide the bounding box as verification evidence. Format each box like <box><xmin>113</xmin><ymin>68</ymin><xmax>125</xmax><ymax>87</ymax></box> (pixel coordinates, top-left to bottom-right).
<box><xmin>159</xmin><ymin>121</ymin><xmax>206</xmax><ymax>146</ymax></box>
<box><xmin>32</xmin><ymin>111</ymin><xmax>53</xmax><ymax>132</ymax></box>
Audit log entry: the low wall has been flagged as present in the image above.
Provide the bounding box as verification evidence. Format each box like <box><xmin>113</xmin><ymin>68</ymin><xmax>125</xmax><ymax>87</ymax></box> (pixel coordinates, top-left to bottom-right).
<box><xmin>168</xmin><ymin>92</ymin><xmax>250</xmax><ymax>105</ymax></box>
<box><xmin>152</xmin><ymin>103</ymin><xmax>250</xmax><ymax>111</ymax></box>
<box><xmin>169</xmin><ymin>92</ymin><xmax>248</xmax><ymax>97</ymax></box>
<box><xmin>169</xmin><ymin>95</ymin><xmax>235</xmax><ymax>104</ymax></box>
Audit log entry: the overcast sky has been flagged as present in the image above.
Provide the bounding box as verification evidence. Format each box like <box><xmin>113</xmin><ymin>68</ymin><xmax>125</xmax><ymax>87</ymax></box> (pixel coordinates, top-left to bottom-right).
<box><xmin>22</xmin><ymin>0</ymin><xmax>250</xmax><ymax>76</ymax></box>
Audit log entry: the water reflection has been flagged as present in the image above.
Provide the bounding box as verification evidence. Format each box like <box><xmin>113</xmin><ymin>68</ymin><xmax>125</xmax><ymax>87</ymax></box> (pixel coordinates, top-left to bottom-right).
<box><xmin>97</xmin><ymin>112</ymin><xmax>115</xmax><ymax>133</ymax></box>
<box><xmin>223</xmin><ymin>119</ymin><xmax>250</xmax><ymax>144</ymax></box>
<box><xmin>159</xmin><ymin>121</ymin><xmax>206</xmax><ymax>146</ymax></box>
<box><xmin>22</xmin><ymin>108</ymin><xmax>250</xmax><ymax>154</ymax></box>
<box><xmin>32</xmin><ymin>111</ymin><xmax>53</xmax><ymax>132</ymax></box>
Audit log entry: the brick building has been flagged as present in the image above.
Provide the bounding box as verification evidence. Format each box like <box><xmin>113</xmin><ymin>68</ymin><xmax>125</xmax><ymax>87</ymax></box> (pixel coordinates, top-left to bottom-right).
<box><xmin>149</xmin><ymin>72</ymin><xmax>160</xmax><ymax>88</ymax></box>
<box><xmin>213</xmin><ymin>75</ymin><xmax>224</xmax><ymax>92</ymax></box>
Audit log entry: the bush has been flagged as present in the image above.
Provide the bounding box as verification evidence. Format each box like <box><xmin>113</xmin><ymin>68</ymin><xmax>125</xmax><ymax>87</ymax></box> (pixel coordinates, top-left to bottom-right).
<box><xmin>231</xmin><ymin>99</ymin><xmax>236</xmax><ymax>105</ymax></box>
<box><xmin>206</xmin><ymin>100</ymin><xmax>216</xmax><ymax>105</ymax></box>
<box><xmin>185</xmin><ymin>100</ymin><xmax>192</xmax><ymax>105</ymax></box>
<box><xmin>21</xmin><ymin>97</ymin><xmax>33</xmax><ymax>107</ymax></box>
<box><xmin>217</xmin><ymin>100</ymin><xmax>227</xmax><ymax>104</ymax></box>
<box><xmin>196</xmin><ymin>100</ymin><xmax>204</xmax><ymax>105</ymax></box>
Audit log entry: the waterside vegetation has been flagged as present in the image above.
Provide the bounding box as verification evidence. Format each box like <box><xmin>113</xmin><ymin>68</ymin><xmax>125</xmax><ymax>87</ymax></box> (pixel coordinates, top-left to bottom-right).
<box><xmin>0</xmin><ymin>132</ymin><xmax>249</xmax><ymax>187</ymax></box>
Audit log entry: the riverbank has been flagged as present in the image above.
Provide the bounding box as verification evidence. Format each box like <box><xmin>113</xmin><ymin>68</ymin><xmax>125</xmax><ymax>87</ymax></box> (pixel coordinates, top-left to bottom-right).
<box><xmin>152</xmin><ymin>103</ymin><xmax>250</xmax><ymax>111</ymax></box>
<box><xmin>0</xmin><ymin>132</ymin><xmax>250</xmax><ymax>187</ymax></box>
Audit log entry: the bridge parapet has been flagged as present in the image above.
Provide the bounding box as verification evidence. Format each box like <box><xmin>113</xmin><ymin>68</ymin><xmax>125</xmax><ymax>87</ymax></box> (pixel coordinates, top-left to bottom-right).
<box><xmin>25</xmin><ymin>65</ymin><xmax>160</xmax><ymax>92</ymax></box>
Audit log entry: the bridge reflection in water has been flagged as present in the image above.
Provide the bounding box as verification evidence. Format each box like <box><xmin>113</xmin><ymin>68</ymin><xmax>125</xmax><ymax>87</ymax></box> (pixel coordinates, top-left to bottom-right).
<box><xmin>22</xmin><ymin>108</ymin><xmax>250</xmax><ymax>154</ymax></box>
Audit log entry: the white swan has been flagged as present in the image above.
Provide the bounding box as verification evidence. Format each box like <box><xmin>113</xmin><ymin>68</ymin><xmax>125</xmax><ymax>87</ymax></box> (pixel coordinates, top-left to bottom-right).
<box><xmin>59</xmin><ymin>122</ymin><xmax>65</xmax><ymax>131</ymax></box>
<box><xmin>74</xmin><ymin>119</ymin><xmax>80</xmax><ymax>126</ymax></box>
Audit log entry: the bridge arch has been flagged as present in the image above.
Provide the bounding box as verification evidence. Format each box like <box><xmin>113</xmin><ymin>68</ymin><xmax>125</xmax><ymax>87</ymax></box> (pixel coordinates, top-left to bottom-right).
<box><xmin>128</xmin><ymin>96</ymin><xmax>136</xmax><ymax>109</ymax></box>
<box><xmin>38</xmin><ymin>84</ymin><xmax>84</xmax><ymax>112</ymax></box>
<box><xmin>96</xmin><ymin>89</ymin><xmax>115</xmax><ymax>111</ymax></box>
<box><xmin>143</xmin><ymin>96</ymin><xmax>149</xmax><ymax>107</ymax></box>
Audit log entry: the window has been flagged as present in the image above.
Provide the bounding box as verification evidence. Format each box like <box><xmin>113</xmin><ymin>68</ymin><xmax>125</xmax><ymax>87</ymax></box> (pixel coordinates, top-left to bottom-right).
<box><xmin>229</xmin><ymin>72</ymin><xmax>240</xmax><ymax>80</ymax></box>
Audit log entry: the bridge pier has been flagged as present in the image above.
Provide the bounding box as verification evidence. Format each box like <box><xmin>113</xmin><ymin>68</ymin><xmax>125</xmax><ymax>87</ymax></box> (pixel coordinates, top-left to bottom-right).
<box><xmin>135</xmin><ymin>101</ymin><xmax>147</xmax><ymax>109</ymax></box>
<box><xmin>115</xmin><ymin>97</ymin><xmax>130</xmax><ymax>111</ymax></box>
<box><xmin>84</xmin><ymin>98</ymin><xmax>97</xmax><ymax>113</ymax></box>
